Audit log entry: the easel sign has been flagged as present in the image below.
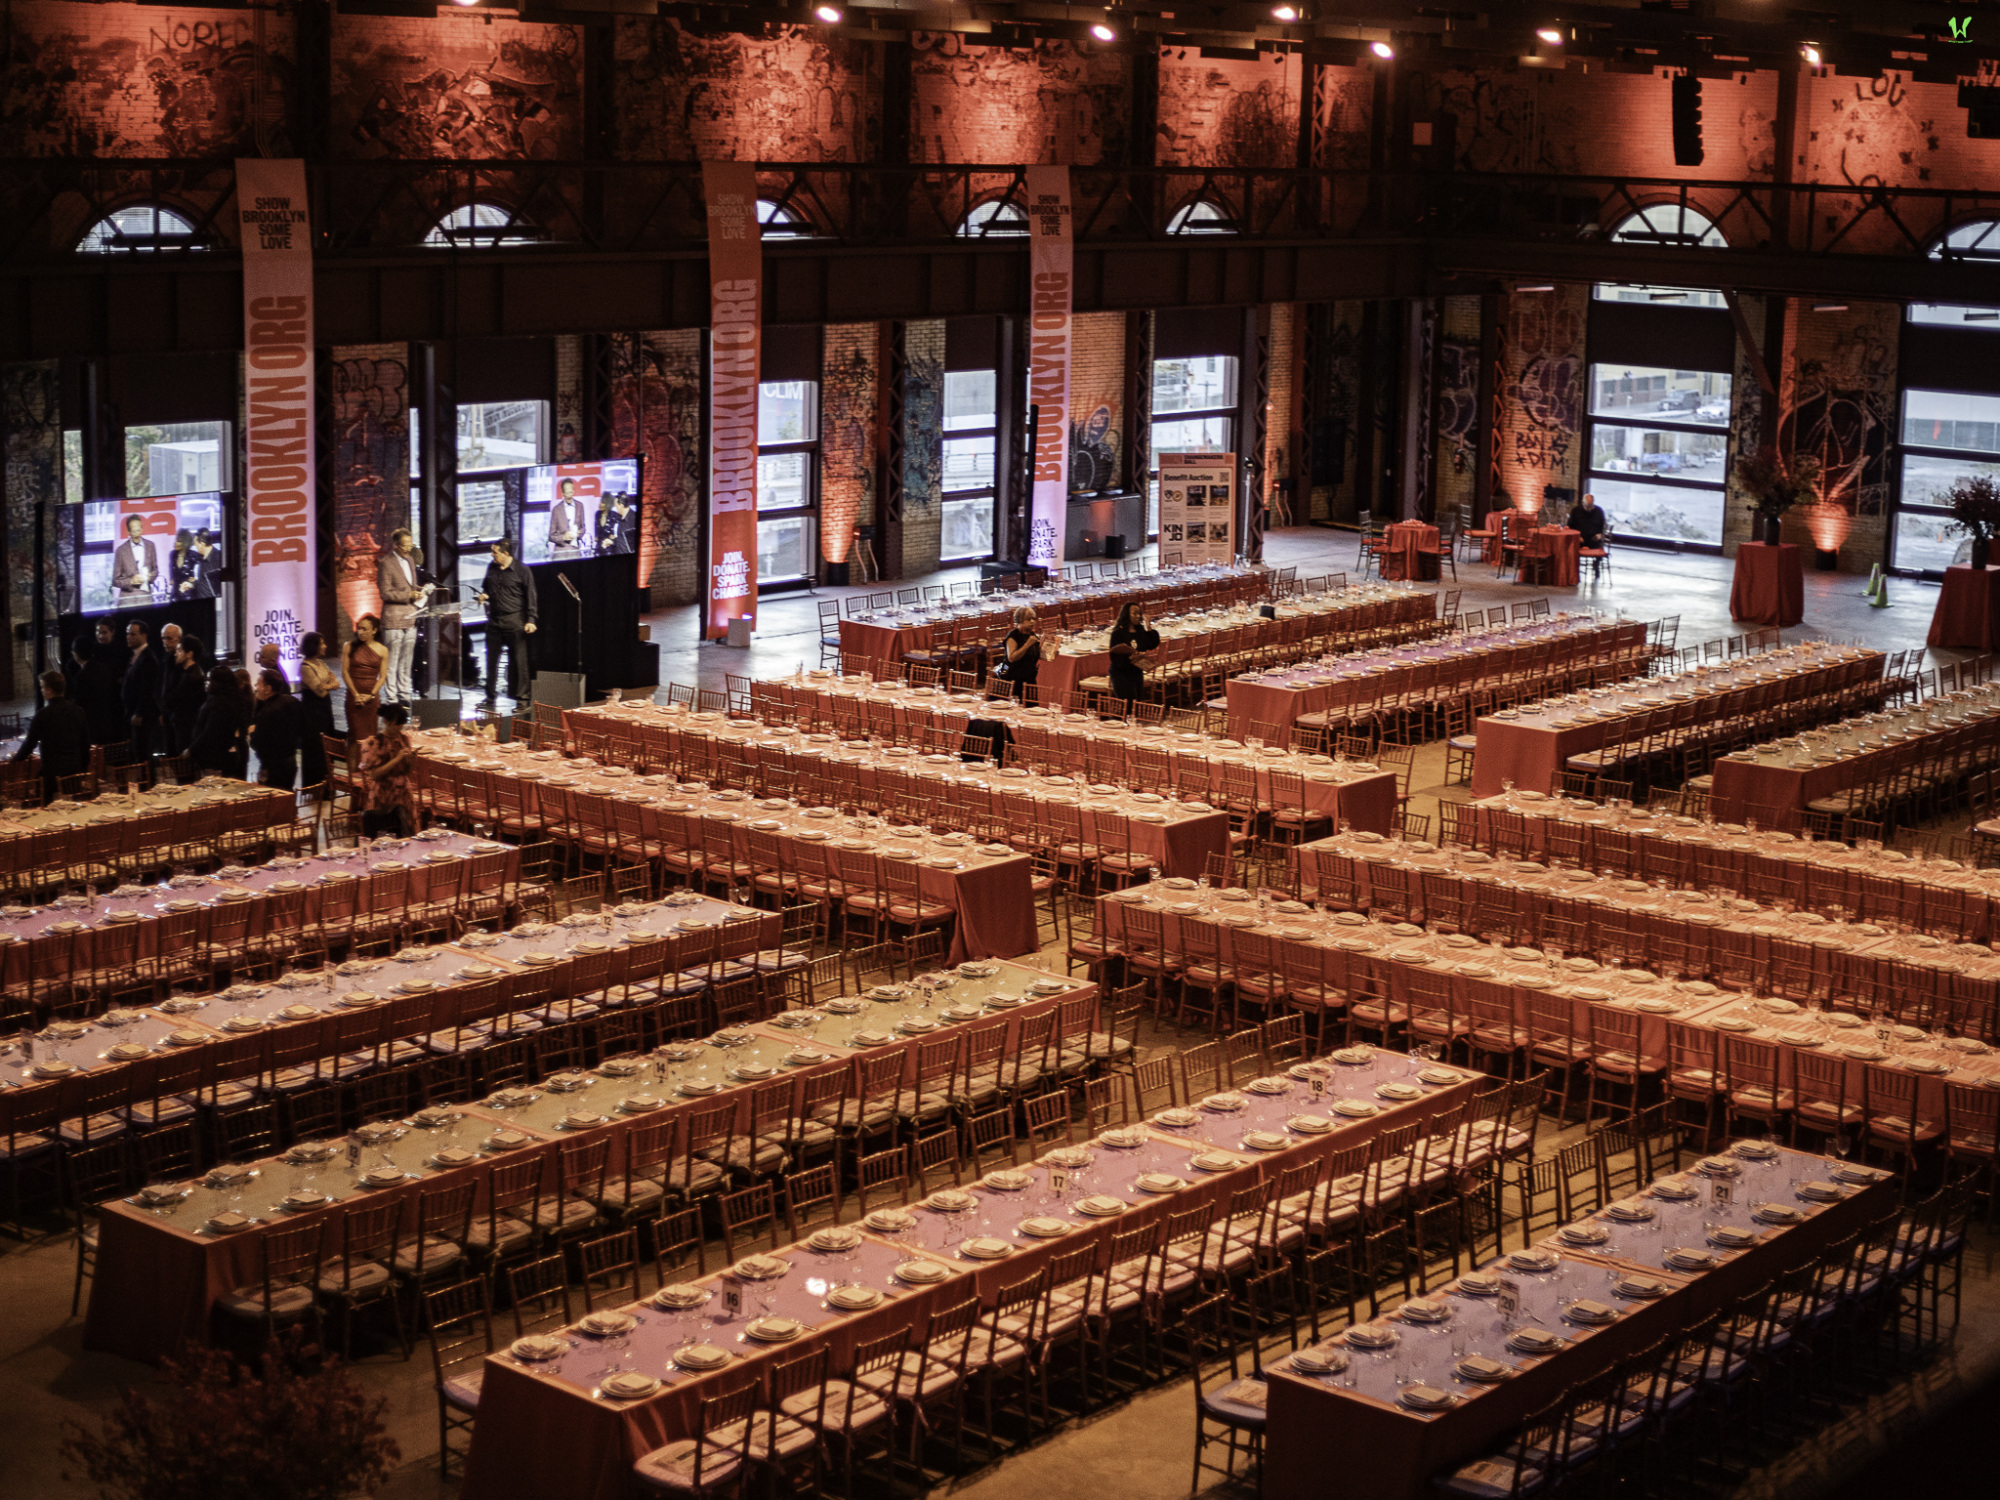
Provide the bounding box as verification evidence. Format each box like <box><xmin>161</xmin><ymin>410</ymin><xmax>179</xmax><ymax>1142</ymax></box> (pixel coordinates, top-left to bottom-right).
<box><xmin>1157</xmin><ymin>453</ymin><xmax>1237</xmax><ymax>565</ymax></box>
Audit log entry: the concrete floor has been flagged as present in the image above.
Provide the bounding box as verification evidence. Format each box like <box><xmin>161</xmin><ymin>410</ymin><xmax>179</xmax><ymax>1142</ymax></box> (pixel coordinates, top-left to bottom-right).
<box><xmin>2</xmin><ymin>533</ymin><xmax>1990</xmax><ymax>1500</ymax></box>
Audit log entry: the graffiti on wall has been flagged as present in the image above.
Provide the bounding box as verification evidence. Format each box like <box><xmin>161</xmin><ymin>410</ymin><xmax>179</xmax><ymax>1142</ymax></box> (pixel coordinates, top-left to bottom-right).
<box><xmin>903</xmin><ymin>331</ymin><xmax>944</xmax><ymax>512</ymax></box>
<box><xmin>0</xmin><ymin>3</ymin><xmax>292</xmax><ymax>157</ymax></box>
<box><xmin>1424</xmin><ymin>73</ymin><xmax>1578</xmax><ymax>175</ymax></box>
<box><xmin>1818</xmin><ymin>73</ymin><xmax>1942</xmax><ymax>187</ymax></box>
<box><xmin>1502</xmin><ymin>292</ymin><xmax>1584</xmax><ymax>478</ymax></box>
<box><xmin>1317</xmin><ymin>70</ymin><xmax>1373</xmax><ymax>171</ymax></box>
<box><xmin>1158</xmin><ymin>51</ymin><xmax>1299</xmax><ymax>168</ymax></box>
<box><xmin>1436</xmin><ymin>339</ymin><xmax>1480</xmax><ymax>476</ymax></box>
<box><xmin>2</xmin><ymin>362</ymin><xmax>61</xmax><ymax>695</ymax></box>
<box><xmin>819</xmin><ymin>328</ymin><xmax>876</xmax><ymax>566</ymax></box>
<box><xmin>615</xmin><ymin>20</ymin><xmax>872</xmax><ymax>161</ymax></box>
<box><xmin>1780</xmin><ymin>311</ymin><xmax>1895</xmax><ymax>517</ymax></box>
<box><xmin>610</xmin><ymin>331</ymin><xmax>702</xmax><ymax>602</ymax></box>
<box><xmin>333</xmin><ymin>14</ymin><xmax>580</xmax><ymax>159</ymax></box>
<box><xmin>1069</xmin><ymin>407</ymin><xmax>1118</xmax><ymax>493</ymax></box>
<box><xmin>1309</xmin><ymin>312</ymin><xmax>1359</xmax><ymax>493</ymax></box>
<box><xmin>910</xmin><ymin>34</ymin><xmax>1125</xmax><ymax>165</ymax></box>
<box><xmin>329</xmin><ymin>349</ymin><xmax>409</xmax><ymax>633</ymax></box>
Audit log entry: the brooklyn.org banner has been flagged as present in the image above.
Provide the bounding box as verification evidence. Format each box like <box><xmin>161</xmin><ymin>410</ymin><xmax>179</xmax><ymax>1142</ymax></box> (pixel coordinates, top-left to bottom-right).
<box><xmin>1024</xmin><ymin>164</ymin><xmax>1072</xmax><ymax>573</ymax></box>
<box><xmin>236</xmin><ymin>158</ymin><xmax>316</xmax><ymax>680</ymax></box>
<box><xmin>703</xmin><ymin>160</ymin><xmax>762</xmax><ymax>639</ymax></box>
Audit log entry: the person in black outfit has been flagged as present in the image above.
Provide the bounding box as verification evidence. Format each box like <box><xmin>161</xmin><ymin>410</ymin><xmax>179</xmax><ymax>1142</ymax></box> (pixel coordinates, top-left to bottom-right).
<box><xmin>1570</xmin><ymin>491</ymin><xmax>1607</xmax><ymax>547</ymax></box>
<box><xmin>477</xmin><ymin>538</ymin><xmax>539</xmax><ymax>706</ymax></box>
<box><xmin>13</xmin><ymin>670</ymin><xmax>92</xmax><ymax>803</ymax></box>
<box><xmin>296</xmin><ymin>631</ymin><xmax>334</xmax><ymax>792</ymax></box>
<box><xmin>161</xmin><ymin>633</ymin><xmax>208</xmax><ymax>757</ymax></box>
<box><xmin>249</xmin><ymin>668</ymin><xmax>302</xmax><ymax>791</ymax></box>
<box><xmin>1107</xmin><ymin>601</ymin><xmax>1162</xmax><ymax>707</ymax></box>
<box><xmin>187</xmin><ymin>665</ymin><xmax>248</xmax><ymax>776</ymax></box>
<box><xmin>73</xmin><ymin>628</ymin><xmax>125</xmax><ymax>745</ymax></box>
<box><xmin>121</xmin><ymin>618</ymin><xmax>162</xmax><ymax>759</ymax></box>
<box><xmin>594</xmin><ymin>492</ymin><xmax>637</xmax><ymax>555</ymax></box>
<box><xmin>998</xmin><ymin>606</ymin><xmax>1042</xmax><ymax>700</ymax></box>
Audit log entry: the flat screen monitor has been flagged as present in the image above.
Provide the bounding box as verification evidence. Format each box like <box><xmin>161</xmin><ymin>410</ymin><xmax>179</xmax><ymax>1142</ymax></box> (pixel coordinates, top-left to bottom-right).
<box><xmin>509</xmin><ymin>459</ymin><xmax>642</xmax><ymax>568</ymax></box>
<box><xmin>65</xmin><ymin>494</ymin><xmax>229</xmax><ymax>617</ymax></box>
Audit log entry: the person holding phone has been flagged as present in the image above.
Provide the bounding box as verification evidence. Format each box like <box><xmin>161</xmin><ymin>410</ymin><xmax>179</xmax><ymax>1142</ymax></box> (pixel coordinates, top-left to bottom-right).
<box><xmin>1107</xmin><ymin>601</ymin><xmax>1161</xmax><ymax>706</ymax></box>
<box><xmin>998</xmin><ymin>606</ymin><xmax>1042</xmax><ymax>699</ymax></box>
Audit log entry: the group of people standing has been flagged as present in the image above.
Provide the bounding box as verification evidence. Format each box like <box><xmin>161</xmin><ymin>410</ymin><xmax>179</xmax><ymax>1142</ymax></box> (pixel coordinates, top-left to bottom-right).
<box><xmin>995</xmin><ymin>600</ymin><xmax>1163</xmax><ymax>704</ymax></box>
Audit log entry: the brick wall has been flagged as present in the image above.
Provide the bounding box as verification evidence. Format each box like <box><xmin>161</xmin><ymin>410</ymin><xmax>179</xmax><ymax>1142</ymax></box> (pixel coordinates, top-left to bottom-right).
<box><xmin>1068</xmin><ymin>311</ymin><xmax>1124</xmax><ymax>493</ymax></box>
<box><xmin>553</xmin><ymin>336</ymin><xmax>584</xmax><ymax>465</ymax></box>
<box><xmin>1494</xmin><ymin>284</ymin><xmax>1586</xmax><ymax>513</ymax></box>
<box><xmin>2</xmin><ymin>362</ymin><xmax>61</xmax><ymax>698</ymax></box>
<box><xmin>1432</xmin><ymin>295</ymin><xmax>1482</xmax><ymax>523</ymax></box>
<box><xmin>1775</xmin><ymin>299</ymin><xmax>1896</xmax><ymax>572</ymax></box>
<box><xmin>910</xmin><ymin>34</ymin><xmax>1127</xmax><ymax>166</ymax></box>
<box><xmin>610</xmin><ymin>331</ymin><xmax>703</xmax><ymax>606</ymax></box>
<box><xmin>0</xmin><ymin>1</ymin><xmax>295</xmax><ymax>159</ymax></box>
<box><xmin>613</xmin><ymin>20</ymin><xmax>877</xmax><ymax>162</ymax></box>
<box><xmin>331</xmin><ymin>11</ymin><xmax>580</xmax><ymax>161</ymax></box>
<box><xmin>1265</xmin><ymin>303</ymin><xmax>1297</xmax><ymax>528</ymax></box>
<box><xmin>327</xmin><ymin>344</ymin><xmax>409</xmax><ymax>643</ymax></box>
<box><xmin>1158</xmin><ymin>47</ymin><xmax>1301</xmax><ymax>168</ymax></box>
<box><xmin>1799</xmin><ymin>73</ymin><xmax>2000</xmax><ymax>253</ymax></box>
<box><xmin>898</xmin><ymin>321</ymin><xmax>947</xmax><ymax>577</ymax></box>
<box><xmin>820</xmin><ymin>324</ymin><xmax>877</xmax><ymax>568</ymax></box>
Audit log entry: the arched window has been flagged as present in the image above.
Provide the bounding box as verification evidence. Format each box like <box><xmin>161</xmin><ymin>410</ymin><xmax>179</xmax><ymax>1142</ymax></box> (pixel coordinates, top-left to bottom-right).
<box><xmin>757</xmin><ymin>200</ymin><xmax>813</xmax><ymax>240</ymax></box>
<box><xmin>1166</xmin><ymin>198</ymin><xmax>1235</xmax><ymax>236</ymax></box>
<box><xmin>957</xmin><ymin>199</ymin><xmax>1028</xmax><ymax>239</ymax></box>
<box><xmin>1593</xmin><ymin>204</ymin><xmax>1726</xmax><ymax>308</ymax></box>
<box><xmin>1909</xmin><ymin>220</ymin><xmax>2000</xmax><ymax>328</ymax></box>
<box><xmin>77</xmin><ymin>204</ymin><xmax>204</xmax><ymax>255</ymax></box>
<box><xmin>424</xmin><ymin>204</ymin><xmax>542</xmax><ymax>248</ymax></box>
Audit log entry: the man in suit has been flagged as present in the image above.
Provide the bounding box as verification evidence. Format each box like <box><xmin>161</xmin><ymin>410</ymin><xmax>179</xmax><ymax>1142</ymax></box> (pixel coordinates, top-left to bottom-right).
<box><xmin>477</xmin><ymin>538</ymin><xmax>538</xmax><ymax>705</ymax></box>
<box><xmin>112</xmin><ymin>516</ymin><xmax>160</xmax><ymax>605</ymax></box>
<box><xmin>12</xmin><ymin>670</ymin><xmax>92</xmax><ymax>803</ymax></box>
<box><xmin>175</xmin><ymin>529</ymin><xmax>220</xmax><ymax>598</ymax></box>
<box><xmin>122</xmin><ymin>617</ymin><xmax>162</xmax><ymax>759</ymax></box>
<box><xmin>547</xmin><ymin>478</ymin><xmax>585</xmax><ymax>553</ymax></box>
<box><xmin>162</xmin><ymin>633</ymin><xmax>208</xmax><ymax>756</ymax></box>
<box><xmin>594</xmin><ymin>492</ymin><xmax>637</xmax><ymax>555</ymax></box>
<box><xmin>377</xmin><ymin>527</ymin><xmax>431</xmax><ymax>707</ymax></box>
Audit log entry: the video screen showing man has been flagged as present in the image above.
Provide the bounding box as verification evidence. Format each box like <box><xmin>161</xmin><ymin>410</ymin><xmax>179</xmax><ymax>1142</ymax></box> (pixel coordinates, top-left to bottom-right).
<box><xmin>594</xmin><ymin>491</ymin><xmax>637</xmax><ymax>555</ymax></box>
<box><xmin>112</xmin><ymin>516</ymin><xmax>161</xmax><ymax>605</ymax></box>
<box><xmin>172</xmin><ymin>528</ymin><xmax>221</xmax><ymax>600</ymax></box>
<box><xmin>546</xmin><ymin>477</ymin><xmax>586</xmax><ymax>555</ymax></box>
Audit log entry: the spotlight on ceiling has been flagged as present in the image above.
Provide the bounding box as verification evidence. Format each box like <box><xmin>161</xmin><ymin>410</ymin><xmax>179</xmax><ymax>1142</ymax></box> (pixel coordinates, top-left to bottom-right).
<box><xmin>1811</xmin><ymin>302</ymin><xmax>1849</xmax><ymax>313</ymax></box>
<box><xmin>1802</xmin><ymin>44</ymin><xmax>1821</xmax><ymax>66</ymax></box>
<box><xmin>1536</xmin><ymin>28</ymin><xmax>1562</xmax><ymax>45</ymax></box>
<box><xmin>813</xmin><ymin>3</ymin><xmax>843</xmax><ymax>20</ymax></box>
<box><xmin>1090</xmin><ymin>20</ymin><xmax>1116</xmax><ymax>40</ymax></box>
<box><xmin>1516</xmin><ymin>283</ymin><xmax>1556</xmax><ymax>293</ymax></box>
<box><xmin>1370</xmin><ymin>40</ymin><xmax>1395</xmax><ymax>59</ymax></box>
<box><xmin>1272</xmin><ymin>4</ymin><xmax>1300</xmax><ymax>20</ymax></box>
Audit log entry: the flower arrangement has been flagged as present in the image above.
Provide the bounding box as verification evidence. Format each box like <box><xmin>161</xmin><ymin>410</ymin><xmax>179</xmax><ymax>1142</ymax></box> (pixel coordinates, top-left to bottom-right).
<box><xmin>61</xmin><ymin>1336</ymin><xmax>399</xmax><ymax>1500</ymax></box>
<box><xmin>1733</xmin><ymin>446</ymin><xmax>1822</xmax><ymax>517</ymax></box>
<box><xmin>1945</xmin><ymin>473</ymin><xmax>2000</xmax><ymax>541</ymax></box>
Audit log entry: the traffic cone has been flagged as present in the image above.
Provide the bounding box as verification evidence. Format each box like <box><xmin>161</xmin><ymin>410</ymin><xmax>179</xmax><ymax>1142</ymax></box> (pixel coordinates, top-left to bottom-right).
<box><xmin>1871</xmin><ymin>575</ymin><xmax>1890</xmax><ymax>608</ymax></box>
<box><xmin>1866</xmin><ymin>563</ymin><xmax>1882</xmax><ymax>598</ymax></box>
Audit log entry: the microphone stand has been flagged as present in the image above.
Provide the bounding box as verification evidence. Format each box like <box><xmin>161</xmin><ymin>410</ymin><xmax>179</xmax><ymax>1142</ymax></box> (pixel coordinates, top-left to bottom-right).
<box><xmin>556</xmin><ymin>571</ymin><xmax>585</xmax><ymax>684</ymax></box>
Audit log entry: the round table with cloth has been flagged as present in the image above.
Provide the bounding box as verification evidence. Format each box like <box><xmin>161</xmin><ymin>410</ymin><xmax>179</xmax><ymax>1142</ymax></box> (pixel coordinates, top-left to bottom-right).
<box><xmin>1730</xmin><ymin>542</ymin><xmax>1805</xmax><ymax>628</ymax></box>
<box><xmin>1518</xmin><ymin>526</ymin><xmax>1580</xmax><ymax>586</ymax></box>
<box><xmin>1379</xmin><ymin>521</ymin><xmax>1439</xmax><ymax>581</ymax></box>
<box><xmin>1926</xmin><ymin>563</ymin><xmax>2000</xmax><ymax>649</ymax></box>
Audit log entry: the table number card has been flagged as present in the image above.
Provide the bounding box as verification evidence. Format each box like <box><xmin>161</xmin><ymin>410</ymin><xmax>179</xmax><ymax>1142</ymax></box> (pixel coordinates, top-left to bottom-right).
<box><xmin>1049</xmin><ymin>1168</ymin><xmax>1070</xmax><ymax>1196</ymax></box>
<box><xmin>723</xmin><ymin>1286</ymin><xmax>743</xmax><ymax>1318</ymax></box>
<box><xmin>1710</xmin><ymin>1178</ymin><xmax>1734</xmax><ymax>1207</ymax></box>
<box><xmin>1497</xmin><ymin>1277</ymin><xmax>1521</xmax><ymax>1326</ymax></box>
<box><xmin>1310</xmin><ymin>1076</ymin><xmax>1326</xmax><ymax>1098</ymax></box>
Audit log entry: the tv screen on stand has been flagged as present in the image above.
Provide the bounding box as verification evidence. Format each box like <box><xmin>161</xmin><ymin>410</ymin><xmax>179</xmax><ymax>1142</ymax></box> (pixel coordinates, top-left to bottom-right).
<box><xmin>64</xmin><ymin>494</ymin><xmax>229</xmax><ymax>618</ymax></box>
<box><xmin>510</xmin><ymin>459</ymin><xmax>642</xmax><ymax>569</ymax></box>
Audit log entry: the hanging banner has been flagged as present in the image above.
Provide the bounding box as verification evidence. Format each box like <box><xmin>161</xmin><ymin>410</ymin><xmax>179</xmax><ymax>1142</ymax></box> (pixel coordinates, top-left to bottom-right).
<box><xmin>703</xmin><ymin>160</ymin><xmax>762</xmax><ymax>640</ymax></box>
<box><xmin>235</xmin><ymin>158</ymin><xmax>316</xmax><ymax>680</ymax></box>
<box><xmin>1024</xmin><ymin>164</ymin><xmax>1072</xmax><ymax>573</ymax></box>
<box><xmin>1157</xmin><ymin>452</ymin><xmax>1237</xmax><ymax>565</ymax></box>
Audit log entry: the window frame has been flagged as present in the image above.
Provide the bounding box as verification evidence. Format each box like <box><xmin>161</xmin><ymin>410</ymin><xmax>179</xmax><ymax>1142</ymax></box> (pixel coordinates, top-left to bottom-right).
<box><xmin>940</xmin><ymin>369</ymin><xmax>999</xmax><ymax>564</ymax></box>
<box><xmin>1889</xmin><ymin>384</ymin><xmax>2000</xmax><ymax>577</ymax></box>
<box><xmin>1147</xmin><ymin>356</ymin><xmax>1240</xmax><ymax>539</ymax></box>
<box><xmin>1579</xmin><ymin>362</ymin><xmax>1734</xmax><ymax>554</ymax></box>
<box><xmin>755</xmin><ymin>379</ymin><xmax>821</xmax><ymax>589</ymax></box>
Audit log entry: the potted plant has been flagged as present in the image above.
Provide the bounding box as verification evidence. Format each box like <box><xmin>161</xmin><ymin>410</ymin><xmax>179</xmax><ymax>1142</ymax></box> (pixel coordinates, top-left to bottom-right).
<box><xmin>1733</xmin><ymin>446</ymin><xmax>1822</xmax><ymax>547</ymax></box>
<box><xmin>1946</xmin><ymin>473</ymin><xmax>2000</xmax><ymax>570</ymax></box>
<box><xmin>61</xmin><ymin>1336</ymin><xmax>400</xmax><ymax>1500</ymax></box>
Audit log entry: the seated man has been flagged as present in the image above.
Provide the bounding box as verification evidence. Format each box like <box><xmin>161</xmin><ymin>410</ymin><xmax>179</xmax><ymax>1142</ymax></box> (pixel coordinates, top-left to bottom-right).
<box><xmin>1571</xmin><ymin>492</ymin><xmax>1607</xmax><ymax>546</ymax></box>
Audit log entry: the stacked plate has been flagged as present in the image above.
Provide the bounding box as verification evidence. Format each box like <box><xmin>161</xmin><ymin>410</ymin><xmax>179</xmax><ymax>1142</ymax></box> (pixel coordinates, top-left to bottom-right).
<box><xmin>655</xmin><ymin>1283</ymin><xmax>710</xmax><ymax>1310</ymax></box>
<box><xmin>894</xmin><ymin>1260</ymin><xmax>950</xmax><ymax>1285</ymax></box>
<box><xmin>1506</xmin><ymin>1327</ymin><xmax>1563</xmax><ymax>1356</ymax></box>
<box><xmin>960</xmin><ymin>1237</ymin><xmax>1014</xmax><ymax>1260</ymax></box>
<box><xmin>673</xmin><ymin>1343</ymin><xmax>731</xmax><ymax>1371</ymax></box>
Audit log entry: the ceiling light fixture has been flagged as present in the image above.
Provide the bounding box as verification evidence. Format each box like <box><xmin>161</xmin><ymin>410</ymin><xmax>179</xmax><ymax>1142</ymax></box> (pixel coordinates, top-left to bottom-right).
<box><xmin>1516</xmin><ymin>283</ymin><xmax>1556</xmax><ymax>292</ymax></box>
<box><xmin>1370</xmin><ymin>40</ymin><xmax>1395</xmax><ymax>59</ymax></box>
<box><xmin>1536</xmin><ymin>28</ymin><xmax>1562</xmax><ymax>45</ymax></box>
<box><xmin>1090</xmin><ymin>20</ymin><xmax>1116</xmax><ymax>40</ymax></box>
<box><xmin>813</xmin><ymin>3</ymin><xmax>842</xmax><ymax>19</ymax></box>
<box><xmin>1811</xmin><ymin>302</ymin><xmax>1848</xmax><ymax>313</ymax></box>
<box><xmin>1273</xmin><ymin>4</ymin><xmax>1300</xmax><ymax>20</ymax></box>
<box><xmin>1802</xmin><ymin>44</ymin><xmax>1821</xmax><ymax>66</ymax></box>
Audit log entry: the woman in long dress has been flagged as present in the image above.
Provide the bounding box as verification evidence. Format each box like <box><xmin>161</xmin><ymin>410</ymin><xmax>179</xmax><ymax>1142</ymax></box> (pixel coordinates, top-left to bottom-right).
<box><xmin>297</xmin><ymin>631</ymin><xmax>336</xmax><ymax>791</ymax></box>
<box><xmin>341</xmin><ymin>613</ymin><xmax>388</xmax><ymax>743</ymax></box>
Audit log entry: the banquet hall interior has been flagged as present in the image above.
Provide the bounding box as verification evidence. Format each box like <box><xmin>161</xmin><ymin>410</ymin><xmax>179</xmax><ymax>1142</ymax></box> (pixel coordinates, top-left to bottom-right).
<box><xmin>8</xmin><ymin>3</ymin><xmax>2000</xmax><ymax>1499</ymax></box>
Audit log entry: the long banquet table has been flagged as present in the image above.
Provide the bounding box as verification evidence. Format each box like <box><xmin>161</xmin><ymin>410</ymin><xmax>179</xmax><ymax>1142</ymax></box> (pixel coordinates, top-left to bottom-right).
<box><xmin>559</xmin><ymin>692</ymin><xmax>1404</xmax><ymax>839</ymax></box>
<box><xmin>1224</xmin><ymin>615</ymin><xmax>1648</xmax><ymax>740</ymax></box>
<box><xmin>837</xmin><ymin>563</ymin><xmax>1267</xmax><ymax>670</ymax></box>
<box><xmin>0</xmin><ymin>829</ymin><xmax>512</xmax><ymax>990</ymax></box>
<box><xmin>1706</xmin><ymin>684</ymin><xmax>2000</xmax><ymax>824</ymax></box>
<box><xmin>1471</xmin><ymin>644</ymin><xmax>1884</xmax><ymax>798</ymax></box>
<box><xmin>0</xmin><ymin>778</ymin><xmax>293</xmax><ymax>887</ymax></box>
<box><xmin>83</xmin><ymin>953</ymin><xmax>1093</xmax><ymax>1365</ymax></box>
<box><xmin>1265</xmin><ymin>1145</ymin><xmax>1895</xmax><ymax>1500</ymax></box>
<box><xmin>460</xmin><ymin>1044</ymin><xmax>1481</xmax><ymax>1500</ymax></box>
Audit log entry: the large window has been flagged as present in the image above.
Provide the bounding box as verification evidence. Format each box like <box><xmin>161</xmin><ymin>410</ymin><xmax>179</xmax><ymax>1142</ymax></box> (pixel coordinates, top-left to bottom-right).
<box><xmin>757</xmin><ymin>381</ymin><xmax>818</xmax><ymax>584</ymax></box>
<box><xmin>425</xmin><ymin>204</ymin><xmax>543</xmax><ymax>248</ymax></box>
<box><xmin>1582</xmin><ymin>363</ymin><xmax>1732</xmax><ymax>547</ymax></box>
<box><xmin>77</xmin><ymin>204</ymin><xmax>206</xmax><ymax>255</ymax></box>
<box><xmin>1893</xmin><ymin>388</ymin><xmax>2000</xmax><ymax>573</ymax></box>
<box><xmin>125</xmin><ymin>421</ymin><xmax>231</xmax><ymax>496</ymax></box>
<box><xmin>1594</xmin><ymin>204</ymin><xmax>1727</xmax><ymax>309</ymax></box>
<box><xmin>409</xmin><ymin>400</ymin><xmax>548</xmax><ymax>623</ymax></box>
<box><xmin>1149</xmin><ymin>357</ymin><xmax>1238</xmax><ymax>534</ymax></box>
<box><xmin>941</xmin><ymin>371</ymin><xmax>998</xmax><ymax>562</ymax></box>
<box><xmin>1910</xmin><ymin>220</ymin><xmax>2000</xmax><ymax>328</ymax></box>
